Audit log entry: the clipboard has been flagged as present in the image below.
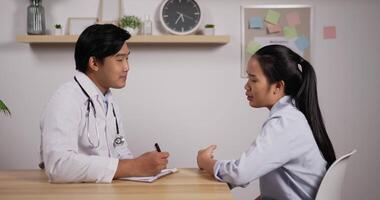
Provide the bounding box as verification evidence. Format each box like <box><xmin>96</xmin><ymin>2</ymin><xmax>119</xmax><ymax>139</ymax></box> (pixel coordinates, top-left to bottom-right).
<box><xmin>119</xmin><ymin>168</ymin><xmax>178</xmax><ymax>183</ymax></box>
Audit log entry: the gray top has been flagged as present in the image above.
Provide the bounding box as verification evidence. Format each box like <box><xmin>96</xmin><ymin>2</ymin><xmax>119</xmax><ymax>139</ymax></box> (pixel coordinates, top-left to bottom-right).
<box><xmin>214</xmin><ymin>96</ymin><xmax>327</xmax><ymax>200</ymax></box>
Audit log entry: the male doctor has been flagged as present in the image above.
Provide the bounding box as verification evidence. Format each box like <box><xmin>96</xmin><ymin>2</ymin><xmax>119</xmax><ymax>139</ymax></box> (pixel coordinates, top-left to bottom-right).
<box><xmin>40</xmin><ymin>24</ymin><xmax>169</xmax><ymax>183</ymax></box>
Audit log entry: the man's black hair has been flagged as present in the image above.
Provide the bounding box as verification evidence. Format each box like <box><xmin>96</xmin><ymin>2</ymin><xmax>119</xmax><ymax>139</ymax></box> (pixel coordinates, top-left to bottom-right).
<box><xmin>74</xmin><ymin>24</ymin><xmax>131</xmax><ymax>73</ymax></box>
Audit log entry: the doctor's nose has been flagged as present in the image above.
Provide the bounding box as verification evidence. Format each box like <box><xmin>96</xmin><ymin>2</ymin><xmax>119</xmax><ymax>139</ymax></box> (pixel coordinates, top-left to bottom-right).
<box><xmin>124</xmin><ymin>62</ymin><xmax>129</xmax><ymax>72</ymax></box>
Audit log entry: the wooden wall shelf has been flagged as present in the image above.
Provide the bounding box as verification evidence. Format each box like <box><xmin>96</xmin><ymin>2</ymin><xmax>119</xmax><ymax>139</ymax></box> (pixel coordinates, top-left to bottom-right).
<box><xmin>16</xmin><ymin>35</ymin><xmax>230</xmax><ymax>45</ymax></box>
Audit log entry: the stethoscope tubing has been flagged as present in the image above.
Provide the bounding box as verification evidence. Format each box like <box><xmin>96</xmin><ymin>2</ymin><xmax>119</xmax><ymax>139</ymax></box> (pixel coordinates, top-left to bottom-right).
<box><xmin>74</xmin><ymin>76</ymin><xmax>122</xmax><ymax>149</ymax></box>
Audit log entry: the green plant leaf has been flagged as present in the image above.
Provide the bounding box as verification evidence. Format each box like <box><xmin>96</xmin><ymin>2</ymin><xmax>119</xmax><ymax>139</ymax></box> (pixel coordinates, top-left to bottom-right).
<box><xmin>205</xmin><ymin>24</ymin><xmax>215</xmax><ymax>28</ymax></box>
<box><xmin>119</xmin><ymin>15</ymin><xmax>142</xmax><ymax>29</ymax></box>
<box><xmin>0</xmin><ymin>100</ymin><xmax>11</xmax><ymax>116</ymax></box>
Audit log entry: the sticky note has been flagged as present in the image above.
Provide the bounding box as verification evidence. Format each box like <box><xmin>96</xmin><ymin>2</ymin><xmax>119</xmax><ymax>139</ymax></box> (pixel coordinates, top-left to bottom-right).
<box><xmin>324</xmin><ymin>26</ymin><xmax>336</xmax><ymax>39</ymax></box>
<box><xmin>283</xmin><ymin>26</ymin><xmax>298</xmax><ymax>39</ymax></box>
<box><xmin>295</xmin><ymin>36</ymin><xmax>310</xmax><ymax>52</ymax></box>
<box><xmin>246</xmin><ymin>40</ymin><xmax>262</xmax><ymax>55</ymax></box>
<box><xmin>286</xmin><ymin>12</ymin><xmax>301</xmax><ymax>26</ymax></box>
<box><xmin>249</xmin><ymin>16</ymin><xmax>263</xmax><ymax>29</ymax></box>
<box><xmin>266</xmin><ymin>23</ymin><xmax>282</xmax><ymax>34</ymax></box>
<box><xmin>265</xmin><ymin>10</ymin><xmax>281</xmax><ymax>25</ymax></box>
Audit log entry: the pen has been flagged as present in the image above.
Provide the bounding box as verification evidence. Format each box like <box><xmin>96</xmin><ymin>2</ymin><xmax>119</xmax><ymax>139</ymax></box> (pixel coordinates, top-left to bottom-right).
<box><xmin>154</xmin><ymin>143</ymin><xmax>161</xmax><ymax>152</ymax></box>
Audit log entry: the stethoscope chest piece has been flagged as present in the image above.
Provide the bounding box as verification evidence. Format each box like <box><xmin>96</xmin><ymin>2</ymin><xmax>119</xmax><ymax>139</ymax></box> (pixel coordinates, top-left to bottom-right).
<box><xmin>113</xmin><ymin>135</ymin><xmax>126</xmax><ymax>148</ymax></box>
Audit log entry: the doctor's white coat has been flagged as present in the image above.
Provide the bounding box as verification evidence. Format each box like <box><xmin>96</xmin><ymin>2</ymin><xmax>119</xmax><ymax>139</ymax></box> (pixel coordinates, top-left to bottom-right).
<box><xmin>40</xmin><ymin>72</ymin><xmax>133</xmax><ymax>183</ymax></box>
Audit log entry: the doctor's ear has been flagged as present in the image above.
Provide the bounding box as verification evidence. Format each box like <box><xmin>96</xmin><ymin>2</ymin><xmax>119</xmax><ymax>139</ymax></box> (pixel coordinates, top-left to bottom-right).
<box><xmin>88</xmin><ymin>56</ymin><xmax>99</xmax><ymax>72</ymax></box>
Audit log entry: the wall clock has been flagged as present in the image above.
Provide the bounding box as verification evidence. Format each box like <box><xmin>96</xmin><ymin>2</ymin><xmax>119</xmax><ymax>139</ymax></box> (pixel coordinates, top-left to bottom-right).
<box><xmin>160</xmin><ymin>0</ymin><xmax>202</xmax><ymax>35</ymax></box>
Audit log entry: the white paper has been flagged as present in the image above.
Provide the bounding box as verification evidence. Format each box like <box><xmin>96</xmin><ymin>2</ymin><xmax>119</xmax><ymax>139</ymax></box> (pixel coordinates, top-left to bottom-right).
<box><xmin>253</xmin><ymin>36</ymin><xmax>304</xmax><ymax>57</ymax></box>
<box><xmin>119</xmin><ymin>168</ymin><xmax>178</xmax><ymax>183</ymax></box>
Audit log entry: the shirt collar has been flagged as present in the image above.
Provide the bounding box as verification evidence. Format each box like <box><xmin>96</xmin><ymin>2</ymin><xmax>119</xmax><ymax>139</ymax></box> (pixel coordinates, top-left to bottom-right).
<box><xmin>74</xmin><ymin>71</ymin><xmax>112</xmax><ymax>100</ymax></box>
<box><xmin>269</xmin><ymin>95</ymin><xmax>294</xmax><ymax>116</ymax></box>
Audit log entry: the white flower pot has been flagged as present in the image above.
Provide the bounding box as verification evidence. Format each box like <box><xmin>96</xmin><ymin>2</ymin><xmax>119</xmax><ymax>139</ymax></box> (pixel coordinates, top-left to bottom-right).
<box><xmin>124</xmin><ymin>27</ymin><xmax>139</xmax><ymax>36</ymax></box>
<box><xmin>53</xmin><ymin>28</ymin><xmax>63</xmax><ymax>35</ymax></box>
<box><xmin>203</xmin><ymin>28</ymin><xmax>215</xmax><ymax>36</ymax></box>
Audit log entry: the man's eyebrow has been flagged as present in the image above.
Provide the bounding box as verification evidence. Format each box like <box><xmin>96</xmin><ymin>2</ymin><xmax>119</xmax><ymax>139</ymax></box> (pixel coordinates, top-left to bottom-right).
<box><xmin>115</xmin><ymin>51</ymin><xmax>130</xmax><ymax>57</ymax></box>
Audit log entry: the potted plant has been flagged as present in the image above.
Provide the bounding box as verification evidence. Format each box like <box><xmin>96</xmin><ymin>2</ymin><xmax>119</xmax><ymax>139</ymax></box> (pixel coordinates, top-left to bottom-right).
<box><xmin>204</xmin><ymin>24</ymin><xmax>215</xmax><ymax>36</ymax></box>
<box><xmin>53</xmin><ymin>24</ymin><xmax>63</xmax><ymax>35</ymax></box>
<box><xmin>0</xmin><ymin>99</ymin><xmax>11</xmax><ymax>116</ymax></box>
<box><xmin>119</xmin><ymin>15</ymin><xmax>142</xmax><ymax>36</ymax></box>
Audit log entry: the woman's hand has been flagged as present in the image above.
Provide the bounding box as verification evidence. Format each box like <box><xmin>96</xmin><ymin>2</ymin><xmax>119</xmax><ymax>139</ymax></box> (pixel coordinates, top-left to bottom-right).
<box><xmin>197</xmin><ymin>145</ymin><xmax>217</xmax><ymax>175</ymax></box>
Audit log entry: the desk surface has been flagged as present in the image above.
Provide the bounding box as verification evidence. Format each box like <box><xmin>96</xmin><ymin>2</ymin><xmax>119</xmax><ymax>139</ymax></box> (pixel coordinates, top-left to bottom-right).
<box><xmin>0</xmin><ymin>168</ymin><xmax>234</xmax><ymax>200</ymax></box>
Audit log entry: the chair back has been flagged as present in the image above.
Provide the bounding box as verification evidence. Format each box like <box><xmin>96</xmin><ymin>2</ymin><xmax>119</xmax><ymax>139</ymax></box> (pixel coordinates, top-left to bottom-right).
<box><xmin>315</xmin><ymin>149</ymin><xmax>357</xmax><ymax>200</ymax></box>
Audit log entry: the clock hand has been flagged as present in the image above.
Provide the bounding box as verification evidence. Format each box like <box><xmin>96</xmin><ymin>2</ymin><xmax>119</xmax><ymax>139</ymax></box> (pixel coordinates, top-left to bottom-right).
<box><xmin>177</xmin><ymin>11</ymin><xmax>193</xmax><ymax>20</ymax></box>
<box><xmin>175</xmin><ymin>14</ymin><xmax>182</xmax><ymax>24</ymax></box>
<box><xmin>181</xmin><ymin>14</ymin><xmax>185</xmax><ymax>22</ymax></box>
<box><xmin>182</xmin><ymin>13</ymin><xmax>193</xmax><ymax>20</ymax></box>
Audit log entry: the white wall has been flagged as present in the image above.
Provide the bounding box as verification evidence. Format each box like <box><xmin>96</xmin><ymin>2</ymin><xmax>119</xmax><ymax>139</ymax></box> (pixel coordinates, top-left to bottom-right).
<box><xmin>1</xmin><ymin>0</ymin><xmax>379</xmax><ymax>199</ymax></box>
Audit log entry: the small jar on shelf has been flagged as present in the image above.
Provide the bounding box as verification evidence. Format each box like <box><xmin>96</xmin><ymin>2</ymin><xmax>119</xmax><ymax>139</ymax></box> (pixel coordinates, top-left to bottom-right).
<box><xmin>142</xmin><ymin>15</ymin><xmax>152</xmax><ymax>35</ymax></box>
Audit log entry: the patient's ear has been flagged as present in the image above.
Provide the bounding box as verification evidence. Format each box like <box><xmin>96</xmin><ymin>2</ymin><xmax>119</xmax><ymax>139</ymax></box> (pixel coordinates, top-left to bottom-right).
<box><xmin>88</xmin><ymin>56</ymin><xmax>99</xmax><ymax>72</ymax></box>
<box><xmin>273</xmin><ymin>80</ymin><xmax>285</xmax><ymax>95</ymax></box>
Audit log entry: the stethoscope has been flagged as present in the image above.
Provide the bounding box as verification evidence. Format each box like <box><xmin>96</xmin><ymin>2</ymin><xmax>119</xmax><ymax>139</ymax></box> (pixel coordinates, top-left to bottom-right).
<box><xmin>74</xmin><ymin>76</ymin><xmax>126</xmax><ymax>149</ymax></box>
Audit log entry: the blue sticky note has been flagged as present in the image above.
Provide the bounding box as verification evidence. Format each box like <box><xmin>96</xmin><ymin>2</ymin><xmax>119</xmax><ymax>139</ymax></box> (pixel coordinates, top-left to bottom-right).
<box><xmin>249</xmin><ymin>17</ymin><xmax>263</xmax><ymax>29</ymax></box>
<box><xmin>295</xmin><ymin>36</ymin><xmax>310</xmax><ymax>52</ymax></box>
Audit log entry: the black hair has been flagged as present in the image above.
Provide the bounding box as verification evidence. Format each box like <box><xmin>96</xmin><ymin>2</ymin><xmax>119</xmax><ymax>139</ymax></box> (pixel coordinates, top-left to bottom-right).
<box><xmin>74</xmin><ymin>24</ymin><xmax>131</xmax><ymax>73</ymax></box>
<box><xmin>253</xmin><ymin>45</ymin><xmax>336</xmax><ymax>168</ymax></box>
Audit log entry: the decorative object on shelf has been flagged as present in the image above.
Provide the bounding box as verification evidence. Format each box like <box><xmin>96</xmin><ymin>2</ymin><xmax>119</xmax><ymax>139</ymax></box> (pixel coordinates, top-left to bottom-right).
<box><xmin>160</xmin><ymin>0</ymin><xmax>202</xmax><ymax>35</ymax></box>
<box><xmin>119</xmin><ymin>15</ymin><xmax>142</xmax><ymax>36</ymax></box>
<box><xmin>203</xmin><ymin>24</ymin><xmax>215</xmax><ymax>36</ymax></box>
<box><xmin>0</xmin><ymin>99</ymin><xmax>11</xmax><ymax>116</ymax></box>
<box><xmin>53</xmin><ymin>24</ymin><xmax>63</xmax><ymax>35</ymax></box>
<box><xmin>99</xmin><ymin>0</ymin><xmax>122</xmax><ymax>24</ymax></box>
<box><xmin>27</xmin><ymin>0</ymin><xmax>46</xmax><ymax>35</ymax></box>
<box><xmin>142</xmin><ymin>15</ymin><xmax>153</xmax><ymax>35</ymax></box>
<box><xmin>68</xmin><ymin>17</ymin><xmax>98</xmax><ymax>35</ymax></box>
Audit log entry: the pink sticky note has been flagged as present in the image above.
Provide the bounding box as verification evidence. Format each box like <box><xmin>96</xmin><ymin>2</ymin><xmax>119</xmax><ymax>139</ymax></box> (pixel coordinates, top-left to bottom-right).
<box><xmin>266</xmin><ymin>23</ymin><xmax>282</xmax><ymax>34</ymax></box>
<box><xmin>286</xmin><ymin>12</ymin><xmax>301</xmax><ymax>26</ymax></box>
<box><xmin>324</xmin><ymin>26</ymin><xmax>336</xmax><ymax>39</ymax></box>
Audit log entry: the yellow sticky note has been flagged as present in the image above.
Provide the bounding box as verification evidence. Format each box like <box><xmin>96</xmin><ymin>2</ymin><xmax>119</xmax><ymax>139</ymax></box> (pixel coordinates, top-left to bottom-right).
<box><xmin>246</xmin><ymin>41</ymin><xmax>261</xmax><ymax>55</ymax></box>
<box><xmin>265</xmin><ymin>10</ymin><xmax>281</xmax><ymax>25</ymax></box>
<box><xmin>283</xmin><ymin>26</ymin><xmax>298</xmax><ymax>39</ymax></box>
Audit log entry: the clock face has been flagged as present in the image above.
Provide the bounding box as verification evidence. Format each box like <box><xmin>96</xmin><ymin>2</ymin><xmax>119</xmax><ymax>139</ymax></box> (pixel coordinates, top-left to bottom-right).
<box><xmin>160</xmin><ymin>0</ymin><xmax>202</xmax><ymax>35</ymax></box>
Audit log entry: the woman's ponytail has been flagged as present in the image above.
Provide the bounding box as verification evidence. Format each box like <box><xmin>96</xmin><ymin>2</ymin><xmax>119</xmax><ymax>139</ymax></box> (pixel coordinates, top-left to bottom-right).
<box><xmin>295</xmin><ymin>57</ymin><xmax>336</xmax><ymax>168</ymax></box>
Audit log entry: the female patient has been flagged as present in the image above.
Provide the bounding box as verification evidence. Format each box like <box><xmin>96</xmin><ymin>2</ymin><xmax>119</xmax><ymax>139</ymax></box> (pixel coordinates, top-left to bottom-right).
<box><xmin>197</xmin><ymin>45</ymin><xmax>336</xmax><ymax>200</ymax></box>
